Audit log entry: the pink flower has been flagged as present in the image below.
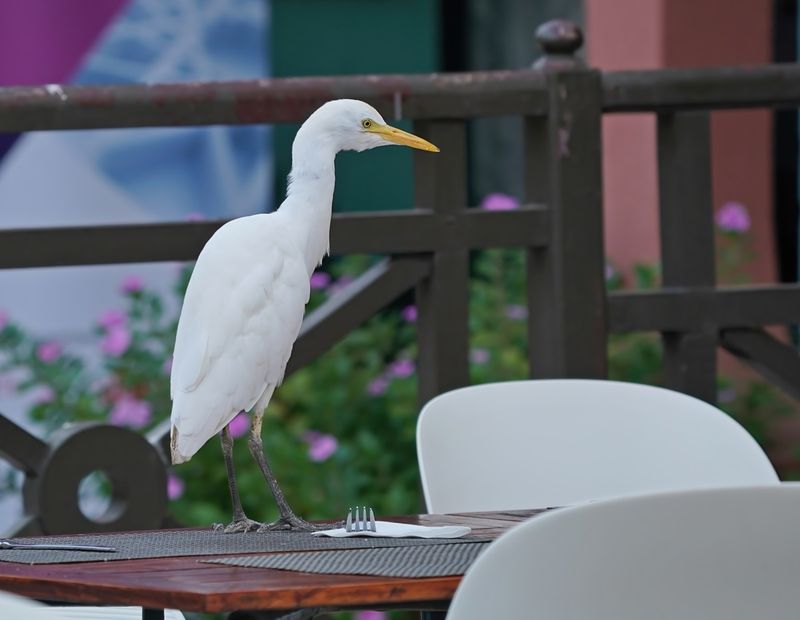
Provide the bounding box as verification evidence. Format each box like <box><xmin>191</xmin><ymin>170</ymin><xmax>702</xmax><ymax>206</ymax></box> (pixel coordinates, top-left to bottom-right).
<box><xmin>0</xmin><ymin>309</ymin><xmax>8</xmax><ymax>331</ymax></box>
<box><xmin>367</xmin><ymin>377</ymin><xmax>390</xmax><ymax>396</ymax></box>
<box><xmin>162</xmin><ymin>356</ymin><xmax>173</xmax><ymax>375</ymax></box>
<box><xmin>98</xmin><ymin>309</ymin><xmax>126</xmax><ymax>329</ymax></box>
<box><xmin>36</xmin><ymin>341</ymin><xmax>62</xmax><ymax>363</ymax></box>
<box><xmin>0</xmin><ymin>372</ymin><xmax>17</xmax><ymax>395</ymax></box>
<box><xmin>228</xmin><ymin>411</ymin><xmax>250</xmax><ymax>438</ymax></box>
<box><xmin>167</xmin><ymin>474</ymin><xmax>185</xmax><ymax>500</ymax></box>
<box><xmin>504</xmin><ymin>304</ymin><xmax>528</xmax><ymax>321</ymax></box>
<box><xmin>329</xmin><ymin>276</ymin><xmax>354</xmax><ymax>296</ymax></box>
<box><xmin>401</xmin><ymin>305</ymin><xmax>418</xmax><ymax>323</ymax></box>
<box><xmin>109</xmin><ymin>395</ymin><xmax>152</xmax><ymax>429</ymax></box>
<box><xmin>33</xmin><ymin>386</ymin><xmax>55</xmax><ymax>404</ymax></box>
<box><xmin>470</xmin><ymin>348</ymin><xmax>490</xmax><ymax>364</ymax></box>
<box><xmin>716</xmin><ymin>201</ymin><xmax>751</xmax><ymax>233</ymax></box>
<box><xmin>121</xmin><ymin>275</ymin><xmax>144</xmax><ymax>294</ymax></box>
<box><xmin>310</xmin><ymin>271</ymin><xmax>331</xmax><ymax>290</ymax></box>
<box><xmin>303</xmin><ymin>431</ymin><xmax>338</xmax><ymax>462</ymax></box>
<box><xmin>101</xmin><ymin>326</ymin><xmax>132</xmax><ymax>357</ymax></box>
<box><xmin>389</xmin><ymin>358</ymin><xmax>415</xmax><ymax>379</ymax></box>
<box><xmin>481</xmin><ymin>193</ymin><xmax>519</xmax><ymax>211</ymax></box>
<box><xmin>356</xmin><ymin>612</ymin><xmax>387</xmax><ymax>620</ymax></box>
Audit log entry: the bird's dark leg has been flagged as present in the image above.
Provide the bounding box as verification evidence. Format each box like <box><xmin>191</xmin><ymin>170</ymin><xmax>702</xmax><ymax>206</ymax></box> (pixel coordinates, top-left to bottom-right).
<box><xmin>214</xmin><ymin>424</ymin><xmax>262</xmax><ymax>533</ymax></box>
<box><xmin>248</xmin><ymin>411</ymin><xmax>331</xmax><ymax>532</ymax></box>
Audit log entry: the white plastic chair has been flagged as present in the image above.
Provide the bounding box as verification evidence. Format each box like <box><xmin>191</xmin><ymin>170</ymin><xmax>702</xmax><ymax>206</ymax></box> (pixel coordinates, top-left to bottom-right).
<box><xmin>45</xmin><ymin>608</ymin><xmax>185</xmax><ymax>619</ymax></box>
<box><xmin>0</xmin><ymin>591</ymin><xmax>184</xmax><ymax>620</ymax></box>
<box><xmin>417</xmin><ymin>379</ymin><xmax>778</xmax><ymax>513</ymax></box>
<box><xmin>0</xmin><ymin>590</ymin><xmax>53</xmax><ymax>620</ymax></box>
<box><xmin>446</xmin><ymin>484</ymin><xmax>800</xmax><ymax>620</ymax></box>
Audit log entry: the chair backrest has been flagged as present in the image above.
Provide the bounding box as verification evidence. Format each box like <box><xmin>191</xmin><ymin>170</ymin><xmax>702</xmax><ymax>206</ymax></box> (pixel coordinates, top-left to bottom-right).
<box><xmin>0</xmin><ymin>591</ymin><xmax>51</xmax><ymax>620</ymax></box>
<box><xmin>446</xmin><ymin>484</ymin><xmax>800</xmax><ymax>620</ymax></box>
<box><xmin>417</xmin><ymin>379</ymin><xmax>778</xmax><ymax>513</ymax></box>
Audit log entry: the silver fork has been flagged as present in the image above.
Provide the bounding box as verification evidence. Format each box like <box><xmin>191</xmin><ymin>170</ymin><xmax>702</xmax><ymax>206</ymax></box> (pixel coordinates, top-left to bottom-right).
<box><xmin>345</xmin><ymin>506</ymin><xmax>376</xmax><ymax>533</ymax></box>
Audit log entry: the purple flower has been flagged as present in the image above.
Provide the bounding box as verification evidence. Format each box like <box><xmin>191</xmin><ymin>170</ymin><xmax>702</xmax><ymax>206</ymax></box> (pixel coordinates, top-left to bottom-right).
<box><xmin>481</xmin><ymin>193</ymin><xmax>519</xmax><ymax>212</ymax></box>
<box><xmin>310</xmin><ymin>271</ymin><xmax>331</xmax><ymax>290</ymax></box>
<box><xmin>718</xmin><ymin>387</ymin><xmax>737</xmax><ymax>404</ymax></box>
<box><xmin>167</xmin><ymin>474</ymin><xmax>185</xmax><ymax>500</ymax></box>
<box><xmin>605</xmin><ymin>263</ymin><xmax>616</xmax><ymax>282</ymax></box>
<box><xmin>36</xmin><ymin>341</ymin><xmax>62</xmax><ymax>363</ymax></box>
<box><xmin>716</xmin><ymin>201</ymin><xmax>751</xmax><ymax>233</ymax></box>
<box><xmin>389</xmin><ymin>358</ymin><xmax>415</xmax><ymax>379</ymax></box>
<box><xmin>401</xmin><ymin>305</ymin><xmax>418</xmax><ymax>323</ymax></box>
<box><xmin>367</xmin><ymin>376</ymin><xmax>390</xmax><ymax>396</ymax></box>
<box><xmin>162</xmin><ymin>356</ymin><xmax>173</xmax><ymax>375</ymax></box>
<box><xmin>470</xmin><ymin>348</ymin><xmax>490</xmax><ymax>365</ymax></box>
<box><xmin>101</xmin><ymin>326</ymin><xmax>132</xmax><ymax>357</ymax></box>
<box><xmin>504</xmin><ymin>304</ymin><xmax>528</xmax><ymax>321</ymax></box>
<box><xmin>303</xmin><ymin>431</ymin><xmax>338</xmax><ymax>462</ymax></box>
<box><xmin>98</xmin><ymin>309</ymin><xmax>126</xmax><ymax>329</ymax></box>
<box><xmin>356</xmin><ymin>612</ymin><xmax>387</xmax><ymax>620</ymax></box>
<box><xmin>0</xmin><ymin>309</ymin><xmax>8</xmax><ymax>331</ymax></box>
<box><xmin>121</xmin><ymin>275</ymin><xmax>144</xmax><ymax>294</ymax></box>
<box><xmin>184</xmin><ymin>212</ymin><xmax>206</xmax><ymax>222</ymax></box>
<box><xmin>228</xmin><ymin>412</ymin><xmax>250</xmax><ymax>439</ymax></box>
<box><xmin>109</xmin><ymin>395</ymin><xmax>152</xmax><ymax>429</ymax></box>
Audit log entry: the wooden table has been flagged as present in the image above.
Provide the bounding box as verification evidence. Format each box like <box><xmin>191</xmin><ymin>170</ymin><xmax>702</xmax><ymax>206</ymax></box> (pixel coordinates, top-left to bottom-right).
<box><xmin>0</xmin><ymin>510</ymin><xmax>542</xmax><ymax>618</ymax></box>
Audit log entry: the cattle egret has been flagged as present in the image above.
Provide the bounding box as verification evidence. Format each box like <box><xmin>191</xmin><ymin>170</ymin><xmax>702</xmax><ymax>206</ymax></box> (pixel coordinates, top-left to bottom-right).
<box><xmin>170</xmin><ymin>99</ymin><xmax>439</xmax><ymax>532</ymax></box>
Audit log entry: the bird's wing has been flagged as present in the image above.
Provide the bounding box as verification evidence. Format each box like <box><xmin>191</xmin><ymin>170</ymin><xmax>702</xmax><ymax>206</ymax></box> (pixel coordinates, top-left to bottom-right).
<box><xmin>170</xmin><ymin>216</ymin><xmax>309</xmax><ymax>459</ymax></box>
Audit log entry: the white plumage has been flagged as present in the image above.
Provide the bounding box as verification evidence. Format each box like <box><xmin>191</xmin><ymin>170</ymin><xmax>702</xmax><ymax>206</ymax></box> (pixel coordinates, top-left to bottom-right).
<box><xmin>170</xmin><ymin>216</ymin><xmax>308</xmax><ymax>461</ymax></box>
<box><xmin>168</xmin><ymin>99</ymin><xmax>438</xmax><ymax>531</ymax></box>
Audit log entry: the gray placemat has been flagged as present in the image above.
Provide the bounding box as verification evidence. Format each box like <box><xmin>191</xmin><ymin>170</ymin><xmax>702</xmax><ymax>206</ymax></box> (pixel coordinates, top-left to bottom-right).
<box><xmin>205</xmin><ymin>542</ymin><xmax>491</xmax><ymax>578</ymax></box>
<box><xmin>0</xmin><ymin>529</ymin><xmax>488</xmax><ymax>565</ymax></box>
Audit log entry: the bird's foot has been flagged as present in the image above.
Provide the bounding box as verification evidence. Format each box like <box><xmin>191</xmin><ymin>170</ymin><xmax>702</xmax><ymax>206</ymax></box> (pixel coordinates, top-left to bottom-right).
<box><xmin>214</xmin><ymin>516</ymin><xmax>263</xmax><ymax>533</ymax></box>
<box><xmin>257</xmin><ymin>515</ymin><xmax>344</xmax><ymax>533</ymax></box>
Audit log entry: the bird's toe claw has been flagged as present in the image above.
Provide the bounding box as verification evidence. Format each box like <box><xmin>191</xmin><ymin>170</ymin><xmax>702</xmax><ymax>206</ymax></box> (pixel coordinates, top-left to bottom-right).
<box><xmin>214</xmin><ymin>517</ymin><xmax>262</xmax><ymax>533</ymax></box>
<box><xmin>257</xmin><ymin>516</ymin><xmax>341</xmax><ymax>532</ymax></box>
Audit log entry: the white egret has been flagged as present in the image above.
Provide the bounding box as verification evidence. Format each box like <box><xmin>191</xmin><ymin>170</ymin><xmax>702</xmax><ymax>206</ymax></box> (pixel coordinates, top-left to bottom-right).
<box><xmin>170</xmin><ymin>99</ymin><xmax>439</xmax><ymax>532</ymax></box>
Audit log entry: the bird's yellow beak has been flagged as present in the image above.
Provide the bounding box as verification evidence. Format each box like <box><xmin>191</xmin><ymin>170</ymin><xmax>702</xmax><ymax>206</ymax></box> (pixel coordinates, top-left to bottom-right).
<box><xmin>368</xmin><ymin>124</ymin><xmax>440</xmax><ymax>152</ymax></box>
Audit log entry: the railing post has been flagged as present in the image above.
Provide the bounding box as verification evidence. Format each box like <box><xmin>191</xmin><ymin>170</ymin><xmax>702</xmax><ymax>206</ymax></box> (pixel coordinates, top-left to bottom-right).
<box><xmin>657</xmin><ymin>111</ymin><xmax>718</xmax><ymax>402</ymax></box>
<box><xmin>524</xmin><ymin>20</ymin><xmax>607</xmax><ymax>379</ymax></box>
<box><xmin>413</xmin><ymin>120</ymin><xmax>470</xmax><ymax>406</ymax></box>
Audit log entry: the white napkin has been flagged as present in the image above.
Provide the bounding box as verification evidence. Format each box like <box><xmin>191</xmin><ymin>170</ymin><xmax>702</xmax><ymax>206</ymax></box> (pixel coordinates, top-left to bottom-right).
<box><xmin>312</xmin><ymin>521</ymin><xmax>471</xmax><ymax>539</ymax></box>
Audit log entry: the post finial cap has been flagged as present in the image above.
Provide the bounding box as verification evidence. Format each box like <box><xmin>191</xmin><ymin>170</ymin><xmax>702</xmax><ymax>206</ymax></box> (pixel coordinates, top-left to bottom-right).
<box><xmin>536</xmin><ymin>19</ymin><xmax>584</xmax><ymax>56</ymax></box>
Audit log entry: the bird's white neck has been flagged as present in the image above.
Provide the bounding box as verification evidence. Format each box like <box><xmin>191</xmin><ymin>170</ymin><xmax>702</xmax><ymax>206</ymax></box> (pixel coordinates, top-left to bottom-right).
<box><xmin>282</xmin><ymin>131</ymin><xmax>337</xmax><ymax>274</ymax></box>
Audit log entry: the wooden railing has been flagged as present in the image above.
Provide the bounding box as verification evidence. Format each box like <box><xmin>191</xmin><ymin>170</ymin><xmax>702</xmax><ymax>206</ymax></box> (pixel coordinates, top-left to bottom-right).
<box><xmin>1</xmin><ymin>19</ymin><xmax>799</xmax><ymax>535</ymax></box>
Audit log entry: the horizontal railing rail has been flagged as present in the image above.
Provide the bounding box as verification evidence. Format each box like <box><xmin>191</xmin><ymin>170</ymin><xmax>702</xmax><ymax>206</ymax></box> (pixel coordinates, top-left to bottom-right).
<box><xmin>4</xmin><ymin>63</ymin><xmax>800</xmax><ymax>134</ymax></box>
<box><xmin>0</xmin><ymin>206</ymin><xmax>550</xmax><ymax>269</ymax></box>
<box><xmin>0</xmin><ymin>70</ymin><xmax>550</xmax><ymax>131</ymax></box>
<box><xmin>603</xmin><ymin>64</ymin><xmax>800</xmax><ymax>112</ymax></box>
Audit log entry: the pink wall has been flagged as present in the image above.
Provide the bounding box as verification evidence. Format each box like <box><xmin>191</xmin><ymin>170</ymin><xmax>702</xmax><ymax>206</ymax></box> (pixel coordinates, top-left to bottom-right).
<box><xmin>585</xmin><ymin>0</ymin><xmax>776</xmax><ymax>284</ymax></box>
<box><xmin>0</xmin><ymin>0</ymin><xmax>128</xmax><ymax>85</ymax></box>
<box><xmin>585</xmin><ymin>0</ymin><xmax>664</xmax><ymax>280</ymax></box>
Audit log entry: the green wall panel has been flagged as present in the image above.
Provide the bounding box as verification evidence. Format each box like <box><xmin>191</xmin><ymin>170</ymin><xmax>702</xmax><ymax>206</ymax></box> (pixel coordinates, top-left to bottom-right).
<box><xmin>272</xmin><ymin>0</ymin><xmax>440</xmax><ymax>213</ymax></box>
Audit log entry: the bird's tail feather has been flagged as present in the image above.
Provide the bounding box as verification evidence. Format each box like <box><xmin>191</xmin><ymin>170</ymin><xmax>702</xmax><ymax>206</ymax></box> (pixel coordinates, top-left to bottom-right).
<box><xmin>170</xmin><ymin>424</ymin><xmax>193</xmax><ymax>464</ymax></box>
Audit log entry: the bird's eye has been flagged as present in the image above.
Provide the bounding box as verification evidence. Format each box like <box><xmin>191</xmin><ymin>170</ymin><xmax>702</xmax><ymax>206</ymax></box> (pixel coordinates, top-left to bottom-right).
<box><xmin>361</xmin><ymin>119</ymin><xmax>373</xmax><ymax>129</ymax></box>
